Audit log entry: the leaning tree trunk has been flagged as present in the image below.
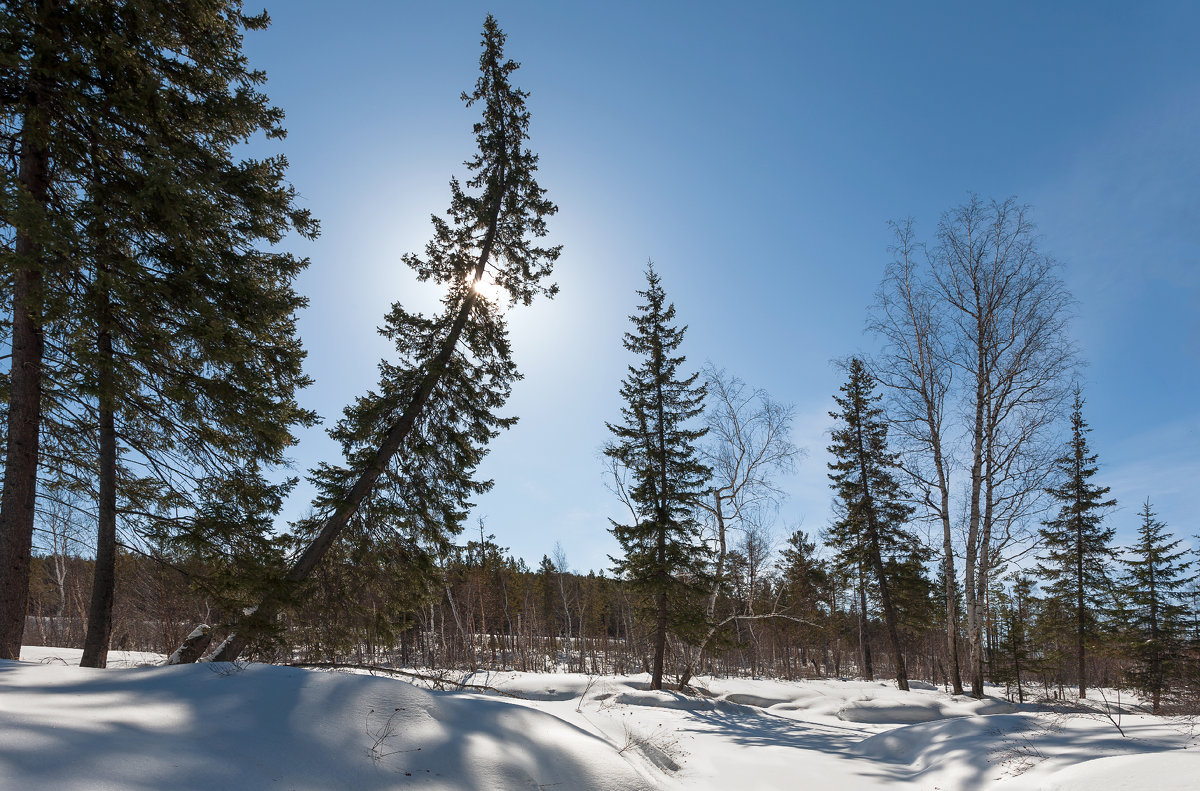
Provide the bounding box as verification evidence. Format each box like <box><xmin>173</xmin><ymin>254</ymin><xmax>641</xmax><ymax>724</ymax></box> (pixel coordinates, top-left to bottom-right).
<box><xmin>193</xmin><ymin>166</ymin><xmax>506</xmax><ymax>664</ymax></box>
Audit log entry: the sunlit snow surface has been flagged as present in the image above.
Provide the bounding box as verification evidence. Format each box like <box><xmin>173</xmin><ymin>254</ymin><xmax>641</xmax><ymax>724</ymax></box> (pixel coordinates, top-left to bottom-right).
<box><xmin>3</xmin><ymin>648</ymin><xmax>1197</xmax><ymax>790</ymax></box>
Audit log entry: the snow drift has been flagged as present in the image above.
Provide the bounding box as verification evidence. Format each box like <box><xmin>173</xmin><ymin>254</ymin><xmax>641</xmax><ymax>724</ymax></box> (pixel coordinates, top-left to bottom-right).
<box><xmin>4</xmin><ymin>650</ymin><xmax>1197</xmax><ymax>790</ymax></box>
<box><xmin>0</xmin><ymin>655</ymin><xmax>653</xmax><ymax>791</ymax></box>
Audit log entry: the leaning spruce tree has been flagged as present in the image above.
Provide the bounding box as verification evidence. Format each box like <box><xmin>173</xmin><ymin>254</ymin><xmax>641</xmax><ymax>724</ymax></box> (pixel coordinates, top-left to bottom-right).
<box><xmin>1035</xmin><ymin>386</ymin><xmax>1116</xmax><ymax>699</ymax></box>
<box><xmin>194</xmin><ymin>15</ymin><xmax>560</xmax><ymax>663</ymax></box>
<box><xmin>604</xmin><ymin>264</ymin><xmax>710</xmax><ymax>691</ymax></box>
<box><xmin>826</xmin><ymin>357</ymin><xmax>915</xmax><ymax>691</ymax></box>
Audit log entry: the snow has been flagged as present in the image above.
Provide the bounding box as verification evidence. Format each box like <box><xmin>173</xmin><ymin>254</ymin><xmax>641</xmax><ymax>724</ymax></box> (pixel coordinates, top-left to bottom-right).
<box><xmin>1033</xmin><ymin>752</ymin><xmax>1200</xmax><ymax>791</ymax></box>
<box><xmin>3</xmin><ymin>648</ymin><xmax>1197</xmax><ymax>790</ymax></box>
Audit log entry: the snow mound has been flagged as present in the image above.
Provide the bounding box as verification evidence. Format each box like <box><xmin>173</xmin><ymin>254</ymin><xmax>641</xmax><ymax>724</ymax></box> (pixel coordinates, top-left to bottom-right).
<box><xmin>838</xmin><ymin>693</ymin><xmax>1018</xmax><ymax>723</ymax></box>
<box><xmin>722</xmin><ymin>692</ymin><xmax>794</xmax><ymax>708</ymax></box>
<box><xmin>0</xmin><ymin>659</ymin><xmax>654</xmax><ymax>791</ymax></box>
<box><xmin>1035</xmin><ymin>751</ymin><xmax>1200</xmax><ymax>791</ymax></box>
<box><xmin>614</xmin><ymin>689</ymin><xmax>717</xmax><ymax>710</ymax></box>
<box><xmin>837</xmin><ymin>697</ymin><xmax>948</xmax><ymax>723</ymax></box>
<box><xmin>852</xmin><ymin>713</ymin><xmax>1037</xmax><ymax>762</ymax></box>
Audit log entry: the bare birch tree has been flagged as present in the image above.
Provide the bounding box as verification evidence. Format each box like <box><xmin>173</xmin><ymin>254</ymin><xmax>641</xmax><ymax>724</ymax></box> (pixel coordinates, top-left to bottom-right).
<box><xmin>676</xmin><ymin>366</ymin><xmax>802</xmax><ymax>685</ymax></box>
<box><xmin>871</xmin><ymin>197</ymin><xmax>1075</xmax><ymax>696</ymax></box>
<box><xmin>870</xmin><ymin>220</ymin><xmax>962</xmax><ymax>693</ymax></box>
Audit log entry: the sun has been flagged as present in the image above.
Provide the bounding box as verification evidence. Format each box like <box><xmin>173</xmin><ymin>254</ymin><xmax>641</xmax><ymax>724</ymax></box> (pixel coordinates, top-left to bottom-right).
<box><xmin>470</xmin><ymin>270</ymin><xmax>507</xmax><ymax>304</ymax></box>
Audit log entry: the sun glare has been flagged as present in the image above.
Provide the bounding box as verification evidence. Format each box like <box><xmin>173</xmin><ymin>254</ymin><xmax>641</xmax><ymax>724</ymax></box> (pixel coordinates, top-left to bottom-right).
<box><xmin>470</xmin><ymin>271</ymin><xmax>507</xmax><ymax>304</ymax></box>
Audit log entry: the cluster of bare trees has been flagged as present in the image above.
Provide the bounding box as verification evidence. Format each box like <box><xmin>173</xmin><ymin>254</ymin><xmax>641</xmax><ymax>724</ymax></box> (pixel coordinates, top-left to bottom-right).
<box><xmin>870</xmin><ymin>196</ymin><xmax>1076</xmax><ymax>696</ymax></box>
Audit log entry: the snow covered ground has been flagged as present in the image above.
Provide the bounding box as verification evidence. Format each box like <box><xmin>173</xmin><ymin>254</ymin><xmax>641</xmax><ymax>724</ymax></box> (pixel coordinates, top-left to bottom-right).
<box><xmin>3</xmin><ymin>647</ymin><xmax>1197</xmax><ymax>790</ymax></box>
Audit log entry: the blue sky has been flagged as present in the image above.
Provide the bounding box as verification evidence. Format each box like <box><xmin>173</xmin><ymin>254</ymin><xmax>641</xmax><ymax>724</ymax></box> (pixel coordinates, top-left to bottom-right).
<box><xmin>244</xmin><ymin>1</ymin><xmax>1200</xmax><ymax>573</ymax></box>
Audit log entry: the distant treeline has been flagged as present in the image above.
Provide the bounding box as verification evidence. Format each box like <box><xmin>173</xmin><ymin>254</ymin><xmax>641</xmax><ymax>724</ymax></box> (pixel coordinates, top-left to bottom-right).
<box><xmin>27</xmin><ymin>530</ymin><xmax>1200</xmax><ymax>713</ymax></box>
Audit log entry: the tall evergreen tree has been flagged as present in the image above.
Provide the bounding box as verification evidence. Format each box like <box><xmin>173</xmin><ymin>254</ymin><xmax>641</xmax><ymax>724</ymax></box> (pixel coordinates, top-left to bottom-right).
<box><xmin>201</xmin><ymin>15</ymin><xmax>560</xmax><ymax>663</ymax></box>
<box><xmin>0</xmin><ymin>0</ymin><xmax>77</xmax><ymax>661</ymax></box>
<box><xmin>1</xmin><ymin>1</ymin><xmax>317</xmax><ymax>663</ymax></box>
<box><xmin>81</xmin><ymin>1</ymin><xmax>317</xmax><ymax>669</ymax></box>
<box><xmin>827</xmin><ymin>357</ymin><xmax>915</xmax><ymax>691</ymax></box>
<box><xmin>604</xmin><ymin>264</ymin><xmax>710</xmax><ymax>691</ymax></box>
<box><xmin>1035</xmin><ymin>387</ymin><xmax>1116</xmax><ymax>699</ymax></box>
<box><xmin>1120</xmin><ymin>499</ymin><xmax>1191</xmax><ymax>713</ymax></box>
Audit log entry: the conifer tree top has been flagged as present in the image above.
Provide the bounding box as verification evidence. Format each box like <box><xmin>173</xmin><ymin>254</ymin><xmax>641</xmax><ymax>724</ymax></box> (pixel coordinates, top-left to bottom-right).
<box><xmin>404</xmin><ymin>14</ymin><xmax>559</xmax><ymax>308</ymax></box>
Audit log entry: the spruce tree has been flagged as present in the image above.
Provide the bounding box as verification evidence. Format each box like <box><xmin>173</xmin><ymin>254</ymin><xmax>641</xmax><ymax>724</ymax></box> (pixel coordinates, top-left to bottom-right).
<box><xmin>993</xmin><ymin>574</ymin><xmax>1033</xmax><ymax>702</ymax></box>
<box><xmin>0</xmin><ymin>0</ymin><xmax>76</xmax><ymax>661</ymax></box>
<box><xmin>778</xmin><ymin>529</ymin><xmax>828</xmax><ymax>612</ymax></box>
<box><xmin>86</xmin><ymin>2</ymin><xmax>316</xmax><ymax>669</ymax></box>
<box><xmin>201</xmin><ymin>15</ymin><xmax>560</xmax><ymax>662</ymax></box>
<box><xmin>1120</xmin><ymin>499</ymin><xmax>1191</xmax><ymax>713</ymax></box>
<box><xmin>885</xmin><ymin>548</ymin><xmax>937</xmax><ymax>651</ymax></box>
<box><xmin>604</xmin><ymin>264</ymin><xmax>710</xmax><ymax>691</ymax></box>
<box><xmin>1</xmin><ymin>1</ymin><xmax>317</xmax><ymax>662</ymax></box>
<box><xmin>1035</xmin><ymin>387</ymin><xmax>1116</xmax><ymax>699</ymax></box>
<box><xmin>827</xmin><ymin>357</ymin><xmax>915</xmax><ymax>691</ymax></box>
<box><xmin>777</xmin><ymin>529</ymin><xmax>830</xmax><ymax>667</ymax></box>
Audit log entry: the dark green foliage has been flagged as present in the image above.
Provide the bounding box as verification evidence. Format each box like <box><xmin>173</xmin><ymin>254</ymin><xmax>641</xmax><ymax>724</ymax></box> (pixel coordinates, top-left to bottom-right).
<box><xmin>885</xmin><ymin>549</ymin><xmax>938</xmax><ymax>641</ymax></box>
<box><xmin>826</xmin><ymin>357</ymin><xmax>916</xmax><ymax>690</ymax></box>
<box><xmin>604</xmin><ymin>264</ymin><xmax>710</xmax><ymax>690</ymax></box>
<box><xmin>1119</xmin><ymin>500</ymin><xmax>1191</xmax><ymax>712</ymax></box>
<box><xmin>290</xmin><ymin>511</ymin><xmax>437</xmax><ymax>664</ymax></box>
<box><xmin>826</xmin><ymin>360</ymin><xmax>916</xmax><ymax>578</ymax></box>
<box><xmin>778</xmin><ymin>529</ymin><xmax>828</xmax><ymax>612</ymax></box>
<box><xmin>776</xmin><ymin>529</ymin><xmax>831</xmax><ymax>658</ymax></box>
<box><xmin>1035</xmin><ymin>387</ymin><xmax>1116</xmax><ymax>698</ymax></box>
<box><xmin>310</xmin><ymin>11</ymin><xmax>557</xmax><ymax>561</ymax></box>
<box><xmin>1</xmin><ymin>1</ymin><xmax>316</xmax><ymax>662</ymax></box>
<box><xmin>992</xmin><ymin>574</ymin><xmax>1033</xmax><ymax>702</ymax></box>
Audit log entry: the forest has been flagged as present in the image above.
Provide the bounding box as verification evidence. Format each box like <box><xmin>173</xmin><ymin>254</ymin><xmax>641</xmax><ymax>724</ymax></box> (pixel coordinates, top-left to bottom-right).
<box><xmin>3</xmin><ymin>7</ymin><xmax>1200</xmax><ymax>787</ymax></box>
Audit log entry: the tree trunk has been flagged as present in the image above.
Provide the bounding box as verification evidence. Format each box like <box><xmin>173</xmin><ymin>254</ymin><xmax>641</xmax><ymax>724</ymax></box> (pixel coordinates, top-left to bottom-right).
<box><xmin>650</xmin><ymin>339</ymin><xmax>670</xmax><ymax>692</ymax></box>
<box><xmin>679</xmin><ymin>487</ymin><xmax>730</xmax><ymax>687</ymax></box>
<box><xmin>868</xmin><ymin>532</ymin><xmax>909</xmax><ymax>691</ymax></box>
<box><xmin>857</xmin><ymin>564</ymin><xmax>873</xmax><ymax>679</ymax></box>
<box><xmin>652</xmin><ymin>588</ymin><xmax>667</xmax><ymax>691</ymax></box>
<box><xmin>964</xmin><ymin>360</ymin><xmax>987</xmax><ymax>697</ymax></box>
<box><xmin>970</xmin><ymin>483</ymin><xmax>995</xmax><ymax>695</ymax></box>
<box><xmin>1014</xmin><ymin>644</ymin><xmax>1023</xmax><ymax>703</ymax></box>
<box><xmin>1076</xmin><ymin>516</ymin><xmax>1086</xmax><ymax>699</ymax></box>
<box><xmin>81</xmin><ymin>293</ymin><xmax>118</xmax><ymax>669</ymax></box>
<box><xmin>933</xmin><ymin>438</ymin><xmax>963</xmax><ymax>694</ymax></box>
<box><xmin>0</xmin><ymin>87</ymin><xmax>52</xmax><ymax>661</ymax></box>
<box><xmin>167</xmin><ymin>625</ymin><xmax>213</xmax><ymax>665</ymax></box>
